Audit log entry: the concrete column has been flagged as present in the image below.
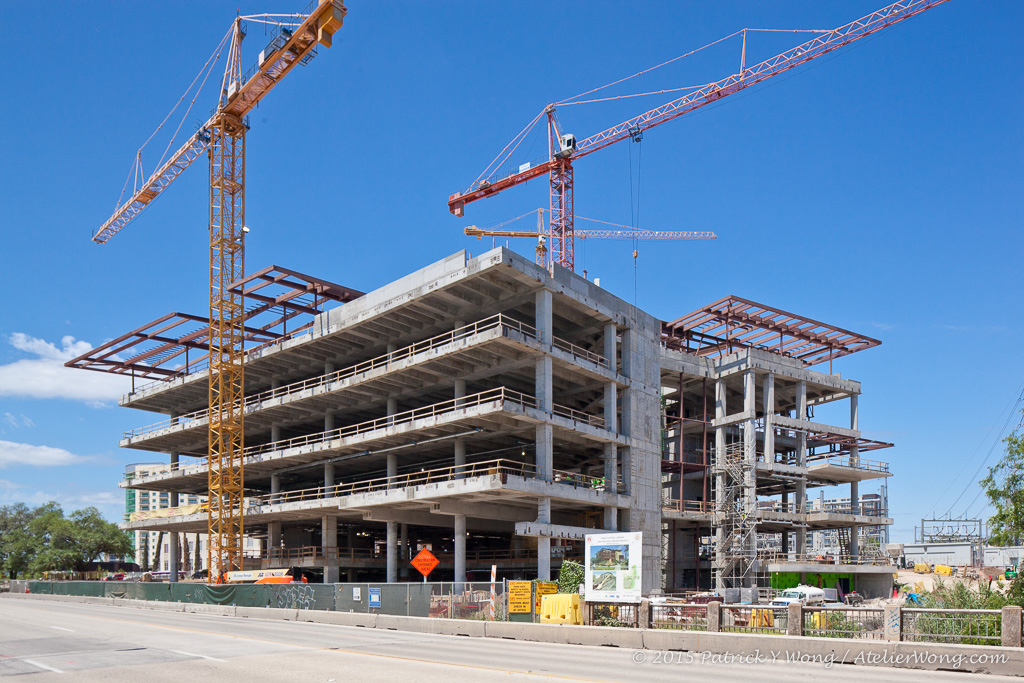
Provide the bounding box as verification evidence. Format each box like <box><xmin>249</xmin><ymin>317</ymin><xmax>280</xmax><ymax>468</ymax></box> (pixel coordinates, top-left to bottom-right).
<box><xmin>763</xmin><ymin>373</ymin><xmax>775</xmax><ymax>463</ymax></box>
<box><xmin>742</xmin><ymin>370</ymin><xmax>757</xmax><ymax>587</ymax></box>
<box><xmin>787</xmin><ymin>603</ymin><xmax>803</xmax><ymax>636</ymax></box>
<box><xmin>387</xmin><ymin>398</ymin><xmax>398</xmax><ymax>483</ymax></box>
<box><xmin>325</xmin><ymin>410</ymin><xmax>335</xmax><ymax>432</ymax></box>
<box><xmin>535</xmin><ymin>289</ymin><xmax>552</xmax><ymax>346</ymax></box>
<box><xmin>322</xmin><ymin>516</ymin><xmax>339</xmax><ymax>584</ymax></box>
<box><xmin>271</xmin><ymin>474</ymin><xmax>281</xmax><ymax>503</ymax></box>
<box><xmin>537</xmin><ymin>498</ymin><xmax>551</xmax><ymax>581</ymax></box>
<box><xmin>603</xmin><ymin>443</ymin><xmax>618</xmax><ymax>530</ymax></box>
<box><xmin>386</xmin><ymin>521</ymin><xmax>398</xmax><ymax>582</ymax></box>
<box><xmin>347</xmin><ymin>525</ymin><xmax>356</xmax><ymax>548</ymax></box>
<box><xmin>536</xmin><ymin>423</ymin><xmax>553</xmax><ymax>480</ymax></box>
<box><xmin>796</xmin><ymin>380</ymin><xmax>808</xmax><ymax>558</ymax></box>
<box><xmin>1002</xmin><ymin>605</ymin><xmax>1022</xmax><ymax>648</ymax></box>
<box><xmin>271</xmin><ymin>424</ymin><xmax>281</xmax><ymax>442</ymax></box>
<box><xmin>268</xmin><ymin>521</ymin><xmax>282</xmax><ymax>550</ymax></box>
<box><xmin>454</xmin><ymin>378</ymin><xmax>466</xmax><ymax>407</ymax></box>
<box><xmin>400</xmin><ymin>523</ymin><xmax>409</xmax><ymax>579</ymax></box>
<box><xmin>603</xmin><ymin>357</ymin><xmax>618</xmax><ymax>530</ymax></box>
<box><xmin>535</xmin><ymin>356</ymin><xmax>553</xmax><ymax>412</ymax></box>
<box><xmin>168</xmin><ymin>449</ymin><xmax>180</xmax><ymax>582</ymax></box>
<box><xmin>454</xmin><ymin>439</ymin><xmax>466</xmax><ymax>478</ymax></box>
<box><xmin>604</xmin><ymin>322</ymin><xmax>617</xmax><ymax>373</ymax></box>
<box><xmin>713</xmin><ymin>379</ymin><xmax>726</xmax><ymax>589</ymax></box>
<box><xmin>849</xmin><ymin>393</ymin><xmax>860</xmax><ymax>560</ymax></box>
<box><xmin>324</xmin><ymin>463</ymin><xmax>335</xmax><ymax>497</ymax></box>
<box><xmin>454</xmin><ymin>514</ymin><xmax>467</xmax><ymax>584</ymax></box>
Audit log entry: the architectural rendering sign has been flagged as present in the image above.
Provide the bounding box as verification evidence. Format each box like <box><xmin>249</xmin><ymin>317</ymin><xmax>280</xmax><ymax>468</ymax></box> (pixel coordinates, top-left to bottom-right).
<box><xmin>585</xmin><ymin>532</ymin><xmax>642</xmax><ymax>603</ymax></box>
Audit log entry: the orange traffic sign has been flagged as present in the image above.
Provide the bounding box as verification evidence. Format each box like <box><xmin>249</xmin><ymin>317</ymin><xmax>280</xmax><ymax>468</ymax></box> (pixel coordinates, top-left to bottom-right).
<box><xmin>411</xmin><ymin>548</ymin><xmax>440</xmax><ymax>577</ymax></box>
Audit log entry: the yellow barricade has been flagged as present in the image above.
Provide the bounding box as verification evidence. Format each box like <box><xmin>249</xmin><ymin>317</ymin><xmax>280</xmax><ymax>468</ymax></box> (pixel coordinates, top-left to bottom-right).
<box><xmin>539</xmin><ymin>593</ymin><xmax>582</xmax><ymax>625</ymax></box>
<box><xmin>935</xmin><ymin>565</ymin><xmax>953</xmax><ymax>576</ymax></box>
<box><xmin>913</xmin><ymin>563</ymin><xmax>931</xmax><ymax>574</ymax></box>
<box><xmin>749</xmin><ymin>608</ymin><xmax>774</xmax><ymax>628</ymax></box>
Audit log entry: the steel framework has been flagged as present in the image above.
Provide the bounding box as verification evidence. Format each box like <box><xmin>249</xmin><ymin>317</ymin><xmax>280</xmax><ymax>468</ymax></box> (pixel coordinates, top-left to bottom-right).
<box><xmin>663</xmin><ymin>295</ymin><xmax>881</xmax><ymax>370</ymax></box>
<box><xmin>448</xmin><ymin>0</ymin><xmax>948</xmax><ymax>271</ymax></box>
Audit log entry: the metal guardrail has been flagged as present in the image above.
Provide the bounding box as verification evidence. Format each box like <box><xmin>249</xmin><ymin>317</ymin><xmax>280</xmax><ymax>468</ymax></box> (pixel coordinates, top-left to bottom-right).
<box><xmin>246</xmin><ymin>387</ymin><xmax>536</xmax><ymax>458</ymax></box>
<box><xmin>721</xmin><ymin>605</ymin><xmax>788</xmax><ymax>634</ymax></box>
<box><xmin>661</xmin><ymin>499</ymin><xmax>712</xmax><ymax>513</ymax></box>
<box><xmin>125</xmin><ymin>313</ymin><xmax>610</xmax><ymax>437</ymax></box>
<box><xmin>757</xmin><ymin>551</ymin><xmax>892</xmax><ymax>566</ymax></box>
<box><xmin>803</xmin><ymin>606</ymin><xmax>885</xmax><ymax>640</ymax></box>
<box><xmin>243</xmin><ymin>457</ymin><xmax>620</xmax><ymax>508</ymax></box>
<box><xmin>807</xmin><ymin>453</ymin><xmax>890</xmax><ymax>474</ymax></box>
<box><xmin>651</xmin><ymin>603</ymin><xmax>707</xmax><ymax>630</ymax></box>
<box><xmin>902</xmin><ymin>608</ymin><xmax>1003</xmax><ymax>645</ymax></box>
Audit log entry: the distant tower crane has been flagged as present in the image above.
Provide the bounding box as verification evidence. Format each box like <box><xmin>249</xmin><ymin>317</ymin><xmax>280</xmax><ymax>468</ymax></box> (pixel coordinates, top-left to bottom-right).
<box><xmin>448</xmin><ymin>0</ymin><xmax>948</xmax><ymax>271</ymax></box>
<box><xmin>464</xmin><ymin>208</ymin><xmax>716</xmax><ymax>269</ymax></box>
<box><xmin>90</xmin><ymin>2</ymin><xmax>347</xmax><ymax>580</ymax></box>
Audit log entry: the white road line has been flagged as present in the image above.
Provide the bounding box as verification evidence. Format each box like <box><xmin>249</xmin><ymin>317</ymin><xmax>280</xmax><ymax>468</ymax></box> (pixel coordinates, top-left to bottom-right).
<box><xmin>49</xmin><ymin>626</ymin><xmax>75</xmax><ymax>632</ymax></box>
<box><xmin>171</xmin><ymin>650</ymin><xmax>227</xmax><ymax>663</ymax></box>
<box><xmin>24</xmin><ymin>659</ymin><xmax>64</xmax><ymax>674</ymax></box>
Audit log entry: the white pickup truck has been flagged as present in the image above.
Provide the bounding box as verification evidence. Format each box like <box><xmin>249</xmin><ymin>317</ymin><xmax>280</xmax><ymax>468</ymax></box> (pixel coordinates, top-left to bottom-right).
<box><xmin>771</xmin><ymin>585</ymin><xmax>825</xmax><ymax>607</ymax></box>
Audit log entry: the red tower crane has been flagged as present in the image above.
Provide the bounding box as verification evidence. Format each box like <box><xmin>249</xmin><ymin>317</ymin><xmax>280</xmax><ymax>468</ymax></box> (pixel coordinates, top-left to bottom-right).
<box><xmin>448</xmin><ymin>0</ymin><xmax>948</xmax><ymax>271</ymax></box>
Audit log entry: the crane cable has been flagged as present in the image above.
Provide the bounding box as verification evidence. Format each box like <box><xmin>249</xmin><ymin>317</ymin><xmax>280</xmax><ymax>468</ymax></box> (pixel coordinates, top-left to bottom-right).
<box><xmin>113</xmin><ymin>24</ymin><xmax>234</xmax><ymax>214</ymax></box>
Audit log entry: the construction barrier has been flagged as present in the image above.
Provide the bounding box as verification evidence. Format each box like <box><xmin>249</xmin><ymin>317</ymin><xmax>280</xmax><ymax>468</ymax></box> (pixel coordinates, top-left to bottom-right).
<box><xmin>539</xmin><ymin>593</ymin><xmax>582</xmax><ymax>625</ymax></box>
<box><xmin>935</xmin><ymin>565</ymin><xmax>954</xmax><ymax>577</ymax></box>
<box><xmin>914</xmin><ymin>563</ymin><xmax>931</xmax><ymax>574</ymax></box>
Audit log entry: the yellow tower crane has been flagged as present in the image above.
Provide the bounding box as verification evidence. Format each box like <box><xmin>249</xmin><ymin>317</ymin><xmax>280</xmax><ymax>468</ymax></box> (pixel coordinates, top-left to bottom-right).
<box><xmin>91</xmin><ymin>1</ymin><xmax>346</xmax><ymax>581</ymax></box>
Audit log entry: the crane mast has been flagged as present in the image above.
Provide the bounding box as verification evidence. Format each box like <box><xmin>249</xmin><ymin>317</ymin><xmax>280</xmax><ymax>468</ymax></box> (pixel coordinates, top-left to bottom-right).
<box><xmin>91</xmin><ymin>1</ymin><xmax>346</xmax><ymax>581</ymax></box>
<box><xmin>449</xmin><ymin>0</ymin><xmax>949</xmax><ymax>271</ymax></box>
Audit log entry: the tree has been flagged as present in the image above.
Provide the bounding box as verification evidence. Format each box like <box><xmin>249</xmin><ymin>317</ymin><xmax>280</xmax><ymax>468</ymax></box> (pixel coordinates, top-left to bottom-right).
<box><xmin>0</xmin><ymin>502</ymin><xmax>134</xmax><ymax>576</ymax></box>
<box><xmin>0</xmin><ymin>503</ymin><xmax>39</xmax><ymax>578</ymax></box>
<box><xmin>68</xmin><ymin>507</ymin><xmax>132</xmax><ymax>570</ymax></box>
<box><xmin>981</xmin><ymin>430</ymin><xmax>1024</xmax><ymax>546</ymax></box>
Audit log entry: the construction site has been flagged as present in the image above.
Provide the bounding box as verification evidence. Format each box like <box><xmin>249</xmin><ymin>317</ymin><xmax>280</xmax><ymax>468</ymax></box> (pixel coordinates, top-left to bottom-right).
<box><xmin>63</xmin><ymin>0</ymin><xmax>947</xmax><ymax>598</ymax></box>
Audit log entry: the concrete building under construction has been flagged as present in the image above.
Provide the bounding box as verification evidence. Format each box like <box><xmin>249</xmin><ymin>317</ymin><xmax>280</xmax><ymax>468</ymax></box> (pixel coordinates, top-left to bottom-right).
<box><xmin>70</xmin><ymin>248</ymin><xmax>894</xmax><ymax>595</ymax></box>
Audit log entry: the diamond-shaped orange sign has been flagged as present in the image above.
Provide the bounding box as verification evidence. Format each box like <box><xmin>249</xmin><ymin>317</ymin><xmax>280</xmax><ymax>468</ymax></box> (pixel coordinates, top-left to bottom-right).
<box><xmin>411</xmin><ymin>548</ymin><xmax>440</xmax><ymax>578</ymax></box>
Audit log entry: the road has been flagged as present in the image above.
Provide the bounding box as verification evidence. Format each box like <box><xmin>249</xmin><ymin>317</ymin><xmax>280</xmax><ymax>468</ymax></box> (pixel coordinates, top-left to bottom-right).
<box><xmin>0</xmin><ymin>598</ymin><xmax>1016</xmax><ymax>681</ymax></box>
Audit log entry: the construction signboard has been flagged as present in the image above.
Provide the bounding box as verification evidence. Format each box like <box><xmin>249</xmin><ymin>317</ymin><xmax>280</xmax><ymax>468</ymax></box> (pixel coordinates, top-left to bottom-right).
<box><xmin>584</xmin><ymin>532</ymin><xmax>642</xmax><ymax>603</ymax></box>
<box><xmin>507</xmin><ymin>581</ymin><xmax>532</xmax><ymax>613</ymax></box>
<box><xmin>411</xmin><ymin>548</ymin><xmax>440</xmax><ymax>578</ymax></box>
<box><xmin>535</xmin><ymin>581</ymin><xmax>558</xmax><ymax>610</ymax></box>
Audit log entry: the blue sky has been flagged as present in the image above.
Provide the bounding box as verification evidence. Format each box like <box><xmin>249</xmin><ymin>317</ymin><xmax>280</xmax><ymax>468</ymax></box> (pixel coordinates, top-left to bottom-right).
<box><xmin>0</xmin><ymin>1</ymin><xmax>1020</xmax><ymax>543</ymax></box>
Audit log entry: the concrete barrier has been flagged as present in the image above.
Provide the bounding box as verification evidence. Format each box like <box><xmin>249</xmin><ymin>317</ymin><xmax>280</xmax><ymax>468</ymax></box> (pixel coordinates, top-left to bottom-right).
<box><xmin>235</xmin><ymin>606</ymin><xmax>297</xmax><ymax>621</ymax></box>
<box><xmin>5</xmin><ymin>592</ymin><xmax>1021</xmax><ymax>677</ymax></box>
<box><xmin>485</xmin><ymin>620</ymin><xmax>644</xmax><ymax>648</ymax></box>
<box><xmin>183</xmin><ymin>603</ymin><xmax>237</xmax><ymax>617</ymax></box>
<box><xmin>299</xmin><ymin>610</ymin><xmax>377</xmax><ymax>628</ymax></box>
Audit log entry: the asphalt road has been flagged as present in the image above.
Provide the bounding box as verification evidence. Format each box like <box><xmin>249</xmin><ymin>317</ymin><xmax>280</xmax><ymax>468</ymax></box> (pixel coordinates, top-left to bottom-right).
<box><xmin>0</xmin><ymin>599</ymin><xmax>1016</xmax><ymax>681</ymax></box>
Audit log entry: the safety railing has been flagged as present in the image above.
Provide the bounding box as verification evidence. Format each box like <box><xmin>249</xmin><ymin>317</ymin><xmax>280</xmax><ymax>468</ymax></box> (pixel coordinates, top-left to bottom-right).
<box><xmin>124</xmin><ymin>315</ymin><xmax>534</xmax><ymax>439</ymax></box>
<box><xmin>661</xmin><ymin>499</ymin><xmax>713</xmax><ymax>513</ymax></box>
<box><xmin>651</xmin><ymin>603</ymin><xmax>708</xmax><ymax>630</ymax></box>
<box><xmin>552</xmin><ymin>336</ymin><xmax>608</xmax><ymax>368</ymax></box>
<box><xmin>756</xmin><ymin>551</ymin><xmax>893</xmax><ymax>566</ymax></box>
<box><xmin>807</xmin><ymin>453</ymin><xmax>890</xmax><ymax>474</ymax></box>
<box><xmin>803</xmin><ymin>606</ymin><xmax>885</xmax><ymax>639</ymax></box>
<box><xmin>246</xmin><ymin>387</ymin><xmax>536</xmax><ymax>458</ymax></box>
<box><xmin>721</xmin><ymin>605</ymin><xmax>787</xmax><ymax>634</ymax></box>
<box><xmin>242</xmin><ymin>458</ymin><xmax>620</xmax><ymax>509</ymax></box>
<box><xmin>552</xmin><ymin>403</ymin><xmax>607</xmax><ymax>429</ymax></box>
<box><xmin>902</xmin><ymin>608</ymin><xmax>1003</xmax><ymax>645</ymax></box>
<box><xmin>125</xmin><ymin>313</ymin><xmax>609</xmax><ymax>439</ymax></box>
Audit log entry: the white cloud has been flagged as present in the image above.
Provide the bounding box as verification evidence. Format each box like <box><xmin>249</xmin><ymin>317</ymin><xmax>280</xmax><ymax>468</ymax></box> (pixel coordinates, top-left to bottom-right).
<box><xmin>0</xmin><ymin>440</ymin><xmax>89</xmax><ymax>469</ymax></box>
<box><xmin>0</xmin><ymin>333</ymin><xmax>131</xmax><ymax>403</ymax></box>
